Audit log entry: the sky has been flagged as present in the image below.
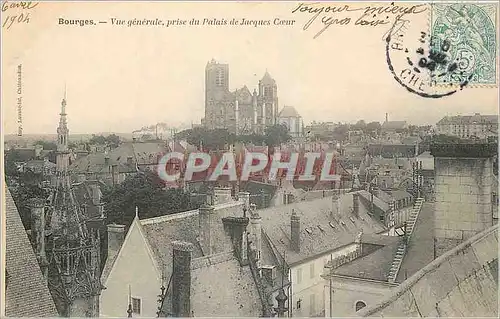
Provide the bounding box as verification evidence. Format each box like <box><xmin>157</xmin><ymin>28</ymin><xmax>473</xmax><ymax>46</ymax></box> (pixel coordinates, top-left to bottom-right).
<box><xmin>2</xmin><ymin>1</ymin><xmax>498</xmax><ymax>134</ymax></box>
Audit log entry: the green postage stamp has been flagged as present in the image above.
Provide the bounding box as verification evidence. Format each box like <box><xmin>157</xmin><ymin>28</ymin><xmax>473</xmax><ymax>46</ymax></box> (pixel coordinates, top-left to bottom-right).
<box><xmin>430</xmin><ymin>3</ymin><xmax>497</xmax><ymax>86</ymax></box>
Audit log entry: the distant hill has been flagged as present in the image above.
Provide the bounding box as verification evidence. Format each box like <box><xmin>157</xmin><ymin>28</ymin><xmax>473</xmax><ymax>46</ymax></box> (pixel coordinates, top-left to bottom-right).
<box><xmin>4</xmin><ymin>133</ymin><xmax>134</xmax><ymax>143</ymax></box>
<box><xmin>132</xmin><ymin>122</ymin><xmax>193</xmax><ymax>139</ymax></box>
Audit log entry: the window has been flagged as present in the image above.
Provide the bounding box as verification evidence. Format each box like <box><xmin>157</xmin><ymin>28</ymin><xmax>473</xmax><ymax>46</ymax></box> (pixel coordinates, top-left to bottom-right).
<box><xmin>215</xmin><ymin>69</ymin><xmax>225</xmax><ymax>87</ymax></box>
<box><xmin>310</xmin><ymin>262</ymin><xmax>315</xmax><ymax>279</ymax></box>
<box><xmin>296</xmin><ymin>268</ymin><xmax>302</xmax><ymax>284</ymax></box>
<box><xmin>296</xmin><ymin>299</ymin><xmax>302</xmax><ymax>309</ymax></box>
<box><xmin>132</xmin><ymin>297</ymin><xmax>141</xmax><ymax>314</ymax></box>
<box><xmin>355</xmin><ymin>301</ymin><xmax>366</xmax><ymax>312</ymax></box>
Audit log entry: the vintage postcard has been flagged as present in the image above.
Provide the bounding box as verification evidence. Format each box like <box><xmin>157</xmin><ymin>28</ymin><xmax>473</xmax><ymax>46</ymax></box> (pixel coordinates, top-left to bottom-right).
<box><xmin>1</xmin><ymin>0</ymin><xmax>498</xmax><ymax>318</ymax></box>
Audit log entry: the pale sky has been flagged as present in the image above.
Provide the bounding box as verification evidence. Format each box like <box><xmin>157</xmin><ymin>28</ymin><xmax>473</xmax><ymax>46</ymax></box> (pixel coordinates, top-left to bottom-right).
<box><xmin>2</xmin><ymin>1</ymin><xmax>498</xmax><ymax>134</ymax></box>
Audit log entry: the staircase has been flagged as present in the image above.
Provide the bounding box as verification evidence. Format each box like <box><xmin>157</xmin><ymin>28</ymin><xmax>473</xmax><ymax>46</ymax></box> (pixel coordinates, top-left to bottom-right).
<box><xmin>387</xmin><ymin>197</ymin><xmax>424</xmax><ymax>283</ymax></box>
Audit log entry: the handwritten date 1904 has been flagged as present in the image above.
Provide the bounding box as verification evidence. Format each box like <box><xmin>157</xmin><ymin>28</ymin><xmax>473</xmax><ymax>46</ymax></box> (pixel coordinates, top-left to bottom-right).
<box><xmin>3</xmin><ymin>13</ymin><xmax>30</xmax><ymax>29</ymax></box>
<box><xmin>291</xmin><ymin>2</ymin><xmax>427</xmax><ymax>39</ymax></box>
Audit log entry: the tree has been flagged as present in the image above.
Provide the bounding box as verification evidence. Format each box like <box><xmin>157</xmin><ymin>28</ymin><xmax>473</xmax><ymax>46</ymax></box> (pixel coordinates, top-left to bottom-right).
<box><xmin>352</xmin><ymin>120</ymin><xmax>367</xmax><ymax>131</ymax></box>
<box><xmin>366</xmin><ymin>122</ymin><xmax>382</xmax><ymax>135</ymax></box>
<box><xmin>263</xmin><ymin>124</ymin><xmax>292</xmax><ymax>147</ymax></box>
<box><xmin>333</xmin><ymin>124</ymin><xmax>350</xmax><ymax>141</ymax></box>
<box><xmin>103</xmin><ymin>171</ymin><xmax>198</xmax><ymax>226</ymax></box>
<box><xmin>4</xmin><ymin>149</ymin><xmax>21</xmax><ymax>177</ymax></box>
<box><xmin>34</xmin><ymin>140</ymin><xmax>57</xmax><ymax>151</ymax></box>
<box><xmin>11</xmin><ymin>184</ymin><xmax>50</xmax><ymax>230</ymax></box>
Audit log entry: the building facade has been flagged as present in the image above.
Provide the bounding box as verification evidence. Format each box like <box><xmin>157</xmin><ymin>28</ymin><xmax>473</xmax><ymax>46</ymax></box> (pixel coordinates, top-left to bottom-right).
<box><xmin>436</xmin><ymin>113</ymin><xmax>498</xmax><ymax>139</ymax></box>
<box><xmin>203</xmin><ymin>59</ymin><xmax>279</xmax><ymax>135</ymax></box>
<box><xmin>277</xmin><ymin>106</ymin><xmax>303</xmax><ymax>138</ymax></box>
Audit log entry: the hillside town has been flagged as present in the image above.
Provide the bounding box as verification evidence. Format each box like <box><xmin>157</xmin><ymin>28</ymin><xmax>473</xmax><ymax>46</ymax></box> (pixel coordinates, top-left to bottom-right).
<box><xmin>3</xmin><ymin>59</ymin><xmax>499</xmax><ymax>318</ymax></box>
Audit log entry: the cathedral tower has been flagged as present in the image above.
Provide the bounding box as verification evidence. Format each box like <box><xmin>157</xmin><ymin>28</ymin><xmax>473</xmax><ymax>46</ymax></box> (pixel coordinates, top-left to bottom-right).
<box><xmin>258</xmin><ymin>71</ymin><xmax>278</xmax><ymax>132</ymax></box>
<box><xmin>204</xmin><ymin>59</ymin><xmax>231</xmax><ymax>130</ymax></box>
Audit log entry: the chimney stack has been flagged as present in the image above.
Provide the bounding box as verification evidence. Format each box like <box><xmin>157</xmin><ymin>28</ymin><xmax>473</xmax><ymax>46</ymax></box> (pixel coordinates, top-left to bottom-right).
<box><xmin>127</xmin><ymin>156</ymin><xmax>133</xmax><ymax>165</ymax></box>
<box><xmin>199</xmin><ymin>205</ymin><xmax>216</xmax><ymax>256</ymax></box>
<box><xmin>90</xmin><ymin>183</ymin><xmax>101</xmax><ymax>206</ymax></box>
<box><xmin>290</xmin><ymin>209</ymin><xmax>300</xmax><ymax>252</ymax></box>
<box><xmin>238</xmin><ymin>191</ymin><xmax>251</xmax><ymax>212</ymax></box>
<box><xmin>28</xmin><ymin>198</ymin><xmax>48</xmax><ymax>280</ymax></box>
<box><xmin>107</xmin><ymin>224</ymin><xmax>125</xmax><ymax>263</ymax></box>
<box><xmin>249</xmin><ymin>204</ymin><xmax>262</xmax><ymax>264</ymax></box>
<box><xmin>214</xmin><ymin>187</ymin><xmax>233</xmax><ymax>205</ymax></box>
<box><xmin>353</xmin><ymin>192</ymin><xmax>360</xmax><ymax>217</ymax></box>
<box><xmin>172</xmin><ymin>241</ymin><xmax>193</xmax><ymax>317</ymax></box>
<box><xmin>222</xmin><ymin>216</ymin><xmax>250</xmax><ymax>266</ymax></box>
<box><xmin>385</xmin><ymin>113</ymin><xmax>388</xmax><ymax>123</ymax></box>
<box><xmin>104</xmin><ymin>155</ymin><xmax>110</xmax><ymax>166</ymax></box>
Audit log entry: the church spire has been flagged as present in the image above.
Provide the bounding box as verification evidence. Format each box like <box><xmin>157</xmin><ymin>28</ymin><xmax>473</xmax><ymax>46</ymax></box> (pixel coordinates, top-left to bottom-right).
<box><xmin>56</xmin><ymin>92</ymin><xmax>70</xmax><ymax>175</ymax></box>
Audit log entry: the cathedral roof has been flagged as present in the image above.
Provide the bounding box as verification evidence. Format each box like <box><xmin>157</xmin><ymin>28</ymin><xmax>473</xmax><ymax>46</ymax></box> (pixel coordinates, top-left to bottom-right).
<box><xmin>261</xmin><ymin>70</ymin><xmax>275</xmax><ymax>83</ymax></box>
<box><xmin>278</xmin><ymin>106</ymin><xmax>301</xmax><ymax>118</ymax></box>
<box><xmin>5</xmin><ymin>188</ymin><xmax>59</xmax><ymax>317</ymax></box>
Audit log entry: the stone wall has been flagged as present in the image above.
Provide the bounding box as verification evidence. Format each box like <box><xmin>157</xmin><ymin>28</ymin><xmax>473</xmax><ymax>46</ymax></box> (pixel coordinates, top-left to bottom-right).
<box><xmin>434</xmin><ymin>156</ymin><xmax>494</xmax><ymax>256</ymax></box>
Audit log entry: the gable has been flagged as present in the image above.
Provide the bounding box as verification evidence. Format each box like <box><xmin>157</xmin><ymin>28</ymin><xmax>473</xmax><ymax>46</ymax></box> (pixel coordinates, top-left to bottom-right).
<box><xmin>101</xmin><ymin>217</ymin><xmax>161</xmax><ymax>317</ymax></box>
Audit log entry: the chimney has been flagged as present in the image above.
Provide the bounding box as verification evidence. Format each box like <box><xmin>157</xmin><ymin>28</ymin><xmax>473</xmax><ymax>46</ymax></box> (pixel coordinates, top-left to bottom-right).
<box><xmin>199</xmin><ymin>205</ymin><xmax>216</xmax><ymax>256</ymax></box>
<box><xmin>89</xmin><ymin>183</ymin><xmax>101</xmax><ymax>206</ymax></box>
<box><xmin>249</xmin><ymin>204</ymin><xmax>262</xmax><ymax>264</ymax></box>
<box><xmin>214</xmin><ymin>187</ymin><xmax>232</xmax><ymax>205</ymax></box>
<box><xmin>290</xmin><ymin>209</ymin><xmax>300</xmax><ymax>252</ymax></box>
<box><xmin>222</xmin><ymin>216</ymin><xmax>250</xmax><ymax>265</ymax></box>
<box><xmin>28</xmin><ymin>198</ymin><xmax>48</xmax><ymax>279</ymax></box>
<box><xmin>353</xmin><ymin>192</ymin><xmax>360</xmax><ymax>217</ymax></box>
<box><xmin>332</xmin><ymin>191</ymin><xmax>340</xmax><ymax>216</ymax></box>
<box><xmin>385</xmin><ymin>113</ymin><xmax>388</xmax><ymax>123</ymax></box>
<box><xmin>107</xmin><ymin>224</ymin><xmax>125</xmax><ymax>263</ymax></box>
<box><xmin>172</xmin><ymin>241</ymin><xmax>193</xmax><ymax>317</ymax></box>
<box><xmin>238</xmin><ymin>191</ymin><xmax>251</xmax><ymax>213</ymax></box>
<box><xmin>104</xmin><ymin>155</ymin><xmax>110</xmax><ymax>166</ymax></box>
<box><xmin>431</xmin><ymin>143</ymin><xmax>496</xmax><ymax>257</ymax></box>
<box><xmin>127</xmin><ymin>156</ymin><xmax>133</xmax><ymax>165</ymax></box>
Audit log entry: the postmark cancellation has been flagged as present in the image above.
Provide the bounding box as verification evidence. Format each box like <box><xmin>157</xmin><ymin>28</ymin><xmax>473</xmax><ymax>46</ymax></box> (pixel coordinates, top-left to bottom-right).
<box><xmin>430</xmin><ymin>3</ymin><xmax>497</xmax><ymax>87</ymax></box>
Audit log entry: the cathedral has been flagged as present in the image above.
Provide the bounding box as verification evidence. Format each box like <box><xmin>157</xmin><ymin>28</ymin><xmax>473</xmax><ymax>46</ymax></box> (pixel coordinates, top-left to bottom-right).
<box><xmin>29</xmin><ymin>96</ymin><xmax>104</xmax><ymax>316</ymax></box>
<box><xmin>202</xmin><ymin>59</ymin><xmax>279</xmax><ymax>135</ymax></box>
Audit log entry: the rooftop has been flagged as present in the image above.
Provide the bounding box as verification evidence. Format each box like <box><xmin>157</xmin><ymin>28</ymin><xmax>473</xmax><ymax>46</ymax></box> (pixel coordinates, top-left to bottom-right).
<box><xmin>358</xmin><ymin>224</ymin><xmax>499</xmax><ymax>317</ymax></box>
<box><xmin>5</xmin><ymin>187</ymin><xmax>59</xmax><ymax>317</ymax></box>
<box><xmin>258</xmin><ymin>193</ymin><xmax>387</xmax><ymax>265</ymax></box>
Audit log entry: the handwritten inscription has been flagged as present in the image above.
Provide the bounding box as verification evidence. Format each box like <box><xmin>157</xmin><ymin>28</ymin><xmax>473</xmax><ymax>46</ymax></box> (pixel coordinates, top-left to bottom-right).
<box><xmin>291</xmin><ymin>2</ymin><xmax>427</xmax><ymax>39</ymax></box>
<box><xmin>1</xmin><ymin>1</ymin><xmax>39</xmax><ymax>29</ymax></box>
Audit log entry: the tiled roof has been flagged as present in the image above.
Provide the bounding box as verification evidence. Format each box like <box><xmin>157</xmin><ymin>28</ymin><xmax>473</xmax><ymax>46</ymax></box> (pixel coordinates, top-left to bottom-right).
<box><xmin>5</xmin><ymin>187</ymin><xmax>59</xmax><ymax>317</ymax></box>
<box><xmin>382</xmin><ymin>121</ymin><xmax>408</xmax><ymax>130</ymax></box>
<box><xmin>261</xmin><ymin>70</ymin><xmax>275</xmax><ymax>82</ymax></box>
<box><xmin>331</xmin><ymin>235</ymin><xmax>401</xmax><ymax>281</ymax></box>
<box><xmin>357</xmin><ymin>190</ymin><xmax>390</xmax><ymax>212</ymax></box>
<box><xmin>191</xmin><ymin>257</ymin><xmax>261</xmax><ymax>316</ymax></box>
<box><xmin>436</xmin><ymin>114</ymin><xmax>498</xmax><ymax>125</ymax></box>
<box><xmin>359</xmin><ymin>224</ymin><xmax>499</xmax><ymax>317</ymax></box>
<box><xmin>278</xmin><ymin>106</ymin><xmax>301</xmax><ymax>118</ymax></box>
<box><xmin>389</xmin><ymin>190</ymin><xmax>412</xmax><ymax>202</ymax></box>
<box><xmin>396</xmin><ymin>202</ymin><xmax>434</xmax><ymax>282</ymax></box>
<box><xmin>258</xmin><ymin>193</ymin><xmax>386</xmax><ymax>265</ymax></box>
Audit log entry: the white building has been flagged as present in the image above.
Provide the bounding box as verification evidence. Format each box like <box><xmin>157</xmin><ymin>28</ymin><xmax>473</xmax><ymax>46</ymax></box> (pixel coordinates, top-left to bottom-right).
<box><xmin>436</xmin><ymin>113</ymin><xmax>498</xmax><ymax>139</ymax></box>
<box><xmin>278</xmin><ymin>106</ymin><xmax>303</xmax><ymax>137</ymax></box>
